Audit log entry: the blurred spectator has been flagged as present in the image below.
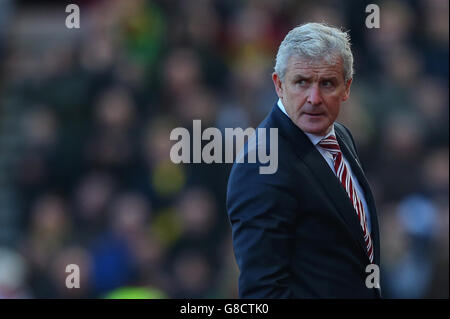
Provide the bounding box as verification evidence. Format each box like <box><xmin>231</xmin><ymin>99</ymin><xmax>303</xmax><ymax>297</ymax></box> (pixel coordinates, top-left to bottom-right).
<box><xmin>0</xmin><ymin>248</ymin><xmax>31</xmax><ymax>298</ymax></box>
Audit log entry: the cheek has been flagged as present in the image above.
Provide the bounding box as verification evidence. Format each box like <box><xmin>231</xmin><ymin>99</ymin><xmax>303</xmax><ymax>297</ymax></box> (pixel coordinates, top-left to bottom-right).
<box><xmin>287</xmin><ymin>89</ymin><xmax>307</xmax><ymax>106</ymax></box>
<box><xmin>328</xmin><ymin>105</ymin><xmax>341</xmax><ymax>121</ymax></box>
<box><xmin>324</xmin><ymin>96</ymin><xmax>342</xmax><ymax>114</ymax></box>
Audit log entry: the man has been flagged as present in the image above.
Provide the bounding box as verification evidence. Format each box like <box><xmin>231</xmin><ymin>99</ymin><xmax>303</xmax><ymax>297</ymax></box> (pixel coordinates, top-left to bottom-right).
<box><xmin>226</xmin><ymin>23</ymin><xmax>381</xmax><ymax>298</ymax></box>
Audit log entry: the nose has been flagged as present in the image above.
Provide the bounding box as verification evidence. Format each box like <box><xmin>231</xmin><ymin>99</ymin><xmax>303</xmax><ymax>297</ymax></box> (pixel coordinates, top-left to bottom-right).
<box><xmin>307</xmin><ymin>84</ymin><xmax>323</xmax><ymax>106</ymax></box>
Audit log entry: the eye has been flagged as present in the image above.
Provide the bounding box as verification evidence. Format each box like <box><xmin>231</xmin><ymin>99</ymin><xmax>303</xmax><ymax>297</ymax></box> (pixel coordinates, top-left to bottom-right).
<box><xmin>321</xmin><ymin>80</ymin><xmax>334</xmax><ymax>88</ymax></box>
<box><xmin>296</xmin><ymin>79</ymin><xmax>307</xmax><ymax>86</ymax></box>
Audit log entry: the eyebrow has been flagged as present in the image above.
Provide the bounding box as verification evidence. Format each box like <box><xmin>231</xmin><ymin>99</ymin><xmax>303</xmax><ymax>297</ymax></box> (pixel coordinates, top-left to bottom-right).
<box><xmin>291</xmin><ymin>75</ymin><xmax>339</xmax><ymax>82</ymax></box>
<box><xmin>292</xmin><ymin>74</ymin><xmax>311</xmax><ymax>81</ymax></box>
<box><xmin>321</xmin><ymin>76</ymin><xmax>338</xmax><ymax>82</ymax></box>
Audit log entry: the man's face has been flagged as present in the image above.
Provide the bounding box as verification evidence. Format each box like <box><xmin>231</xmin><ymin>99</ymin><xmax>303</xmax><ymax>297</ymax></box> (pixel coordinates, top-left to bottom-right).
<box><xmin>272</xmin><ymin>55</ymin><xmax>352</xmax><ymax>136</ymax></box>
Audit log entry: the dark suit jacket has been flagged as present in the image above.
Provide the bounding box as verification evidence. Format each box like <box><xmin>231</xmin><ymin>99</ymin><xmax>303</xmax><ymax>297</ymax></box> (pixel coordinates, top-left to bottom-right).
<box><xmin>226</xmin><ymin>104</ymin><xmax>381</xmax><ymax>298</ymax></box>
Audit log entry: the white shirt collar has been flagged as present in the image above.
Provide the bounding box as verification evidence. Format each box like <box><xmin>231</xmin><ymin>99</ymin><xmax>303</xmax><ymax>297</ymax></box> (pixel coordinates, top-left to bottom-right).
<box><xmin>277</xmin><ymin>98</ymin><xmax>335</xmax><ymax>145</ymax></box>
<box><xmin>277</xmin><ymin>98</ymin><xmax>289</xmax><ymax>117</ymax></box>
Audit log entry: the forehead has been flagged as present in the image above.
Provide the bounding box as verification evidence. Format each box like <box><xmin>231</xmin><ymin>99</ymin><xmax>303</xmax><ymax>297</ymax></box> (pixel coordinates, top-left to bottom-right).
<box><xmin>285</xmin><ymin>55</ymin><xmax>345</xmax><ymax>79</ymax></box>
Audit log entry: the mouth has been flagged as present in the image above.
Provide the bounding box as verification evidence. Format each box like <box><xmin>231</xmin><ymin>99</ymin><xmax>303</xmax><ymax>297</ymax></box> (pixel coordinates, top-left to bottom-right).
<box><xmin>304</xmin><ymin>112</ymin><xmax>324</xmax><ymax>117</ymax></box>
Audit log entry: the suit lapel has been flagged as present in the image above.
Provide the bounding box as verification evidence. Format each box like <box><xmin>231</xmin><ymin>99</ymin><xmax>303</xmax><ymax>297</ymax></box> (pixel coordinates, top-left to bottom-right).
<box><xmin>336</xmin><ymin>134</ymin><xmax>382</xmax><ymax>298</ymax></box>
<box><xmin>334</xmin><ymin>128</ymin><xmax>381</xmax><ymax>266</ymax></box>
<box><xmin>301</xmin><ymin>143</ymin><xmax>370</xmax><ymax>262</ymax></box>
<box><xmin>270</xmin><ymin>106</ymin><xmax>370</xmax><ymax>262</ymax></box>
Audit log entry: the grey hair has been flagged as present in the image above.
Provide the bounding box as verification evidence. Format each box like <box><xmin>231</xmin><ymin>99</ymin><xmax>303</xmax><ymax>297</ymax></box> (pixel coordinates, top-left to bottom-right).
<box><xmin>274</xmin><ymin>22</ymin><xmax>354</xmax><ymax>82</ymax></box>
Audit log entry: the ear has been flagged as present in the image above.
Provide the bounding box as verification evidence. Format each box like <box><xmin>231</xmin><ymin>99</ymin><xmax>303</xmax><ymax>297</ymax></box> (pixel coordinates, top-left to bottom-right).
<box><xmin>342</xmin><ymin>78</ymin><xmax>352</xmax><ymax>101</ymax></box>
<box><xmin>272</xmin><ymin>72</ymin><xmax>283</xmax><ymax>99</ymax></box>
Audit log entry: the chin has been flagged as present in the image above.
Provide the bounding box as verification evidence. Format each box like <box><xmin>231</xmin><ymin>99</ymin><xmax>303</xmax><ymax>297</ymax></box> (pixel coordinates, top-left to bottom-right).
<box><xmin>297</xmin><ymin>122</ymin><xmax>329</xmax><ymax>136</ymax></box>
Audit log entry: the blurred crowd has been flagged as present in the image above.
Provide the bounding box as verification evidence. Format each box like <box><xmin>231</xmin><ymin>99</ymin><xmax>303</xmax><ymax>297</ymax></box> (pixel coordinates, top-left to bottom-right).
<box><xmin>0</xmin><ymin>0</ymin><xmax>448</xmax><ymax>298</ymax></box>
